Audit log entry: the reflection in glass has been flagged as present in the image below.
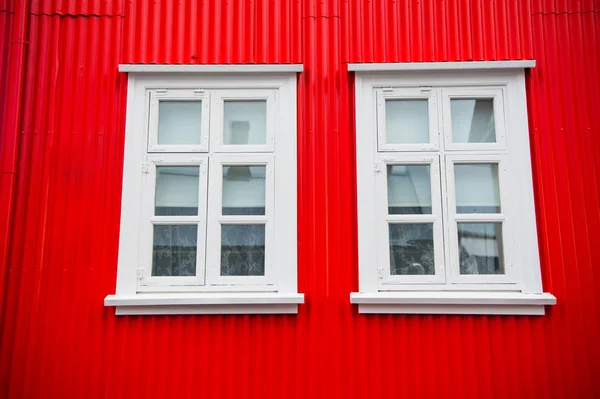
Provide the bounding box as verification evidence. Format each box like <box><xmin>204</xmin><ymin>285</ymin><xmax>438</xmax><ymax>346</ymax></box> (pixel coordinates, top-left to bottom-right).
<box><xmin>152</xmin><ymin>224</ymin><xmax>198</xmax><ymax>276</ymax></box>
<box><xmin>222</xmin><ymin>166</ymin><xmax>266</xmax><ymax>215</ymax></box>
<box><xmin>224</xmin><ymin>101</ymin><xmax>267</xmax><ymax>145</ymax></box>
<box><xmin>385</xmin><ymin>100</ymin><xmax>429</xmax><ymax>144</ymax></box>
<box><xmin>220</xmin><ymin>224</ymin><xmax>265</xmax><ymax>276</ymax></box>
<box><xmin>451</xmin><ymin>99</ymin><xmax>496</xmax><ymax>143</ymax></box>
<box><xmin>389</xmin><ymin>223</ymin><xmax>434</xmax><ymax>275</ymax></box>
<box><xmin>458</xmin><ymin>223</ymin><xmax>504</xmax><ymax>274</ymax></box>
<box><xmin>158</xmin><ymin>101</ymin><xmax>202</xmax><ymax>145</ymax></box>
<box><xmin>155</xmin><ymin>166</ymin><xmax>200</xmax><ymax>216</ymax></box>
<box><xmin>387</xmin><ymin>165</ymin><xmax>432</xmax><ymax>214</ymax></box>
<box><xmin>455</xmin><ymin>164</ymin><xmax>500</xmax><ymax>214</ymax></box>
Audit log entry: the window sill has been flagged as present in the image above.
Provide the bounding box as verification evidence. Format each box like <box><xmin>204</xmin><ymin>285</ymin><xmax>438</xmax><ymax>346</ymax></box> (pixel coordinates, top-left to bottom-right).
<box><xmin>104</xmin><ymin>293</ymin><xmax>304</xmax><ymax>315</ymax></box>
<box><xmin>350</xmin><ymin>292</ymin><xmax>556</xmax><ymax>315</ymax></box>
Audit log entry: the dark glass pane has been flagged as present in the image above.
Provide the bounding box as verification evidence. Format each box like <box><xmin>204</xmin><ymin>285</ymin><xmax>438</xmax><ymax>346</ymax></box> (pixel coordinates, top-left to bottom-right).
<box><xmin>389</xmin><ymin>223</ymin><xmax>435</xmax><ymax>275</ymax></box>
<box><xmin>458</xmin><ymin>223</ymin><xmax>504</xmax><ymax>275</ymax></box>
<box><xmin>152</xmin><ymin>225</ymin><xmax>198</xmax><ymax>276</ymax></box>
<box><xmin>220</xmin><ymin>224</ymin><xmax>265</xmax><ymax>276</ymax></box>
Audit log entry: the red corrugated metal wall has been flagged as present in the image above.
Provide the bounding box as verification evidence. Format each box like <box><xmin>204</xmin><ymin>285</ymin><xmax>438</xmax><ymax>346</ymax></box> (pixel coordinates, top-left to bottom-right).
<box><xmin>1</xmin><ymin>0</ymin><xmax>599</xmax><ymax>397</ymax></box>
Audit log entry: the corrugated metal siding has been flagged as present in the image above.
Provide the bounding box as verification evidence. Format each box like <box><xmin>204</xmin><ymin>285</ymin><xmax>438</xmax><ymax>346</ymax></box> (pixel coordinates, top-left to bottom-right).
<box><xmin>0</xmin><ymin>0</ymin><xmax>599</xmax><ymax>397</ymax></box>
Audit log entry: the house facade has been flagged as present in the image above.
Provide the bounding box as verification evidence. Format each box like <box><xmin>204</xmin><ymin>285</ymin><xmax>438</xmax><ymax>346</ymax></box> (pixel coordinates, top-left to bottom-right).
<box><xmin>1</xmin><ymin>0</ymin><xmax>599</xmax><ymax>397</ymax></box>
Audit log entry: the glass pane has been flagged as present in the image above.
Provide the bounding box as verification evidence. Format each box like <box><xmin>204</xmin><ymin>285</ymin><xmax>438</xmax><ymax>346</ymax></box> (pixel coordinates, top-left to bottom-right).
<box><xmin>221</xmin><ymin>224</ymin><xmax>265</xmax><ymax>276</ymax></box>
<box><xmin>387</xmin><ymin>165</ymin><xmax>432</xmax><ymax>214</ymax></box>
<box><xmin>223</xmin><ymin>100</ymin><xmax>267</xmax><ymax>145</ymax></box>
<box><xmin>152</xmin><ymin>224</ymin><xmax>198</xmax><ymax>276</ymax></box>
<box><xmin>158</xmin><ymin>101</ymin><xmax>202</xmax><ymax>145</ymax></box>
<box><xmin>155</xmin><ymin>166</ymin><xmax>200</xmax><ymax>216</ymax></box>
<box><xmin>451</xmin><ymin>99</ymin><xmax>496</xmax><ymax>143</ymax></box>
<box><xmin>458</xmin><ymin>223</ymin><xmax>504</xmax><ymax>275</ymax></box>
<box><xmin>455</xmin><ymin>164</ymin><xmax>500</xmax><ymax>214</ymax></box>
<box><xmin>222</xmin><ymin>166</ymin><xmax>266</xmax><ymax>215</ymax></box>
<box><xmin>385</xmin><ymin>100</ymin><xmax>429</xmax><ymax>144</ymax></box>
<box><xmin>389</xmin><ymin>223</ymin><xmax>434</xmax><ymax>275</ymax></box>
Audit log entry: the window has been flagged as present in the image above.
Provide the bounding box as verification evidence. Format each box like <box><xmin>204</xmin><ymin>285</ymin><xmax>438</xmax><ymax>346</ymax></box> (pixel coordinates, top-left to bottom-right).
<box><xmin>105</xmin><ymin>64</ymin><xmax>304</xmax><ymax>315</ymax></box>
<box><xmin>350</xmin><ymin>61</ymin><xmax>555</xmax><ymax>315</ymax></box>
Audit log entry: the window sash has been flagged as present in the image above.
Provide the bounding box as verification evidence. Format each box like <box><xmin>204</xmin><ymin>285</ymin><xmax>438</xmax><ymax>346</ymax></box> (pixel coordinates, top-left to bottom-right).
<box><xmin>138</xmin><ymin>155</ymin><xmax>209</xmax><ymax>289</ymax></box>
<box><xmin>205</xmin><ymin>154</ymin><xmax>276</xmax><ymax>287</ymax></box>
<box><xmin>375</xmin><ymin>155</ymin><xmax>446</xmax><ymax>285</ymax></box>
<box><xmin>376</xmin><ymin>88</ymin><xmax>440</xmax><ymax>152</ymax></box>
<box><xmin>444</xmin><ymin>154</ymin><xmax>516</xmax><ymax>284</ymax></box>
<box><xmin>147</xmin><ymin>89</ymin><xmax>210</xmax><ymax>153</ymax></box>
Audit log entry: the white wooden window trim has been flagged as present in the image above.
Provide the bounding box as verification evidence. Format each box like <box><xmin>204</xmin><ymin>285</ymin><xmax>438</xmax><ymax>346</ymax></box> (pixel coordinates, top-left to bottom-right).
<box><xmin>376</xmin><ymin>88</ymin><xmax>439</xmax><ymax>152</ymax></box>
<box><xmin>351</xmin><ymin>65</ymin><xmax>556</xmax><ymax>315</ymax></box>
<box><xmin>148</xmin><ymin>89</ymin><xmax>210</xmax><ymax>152</ymax></box>
<box><xmin>106</xmin><ymin>70</ymin><xmax>303</xmax><ymax>314</ymax></box>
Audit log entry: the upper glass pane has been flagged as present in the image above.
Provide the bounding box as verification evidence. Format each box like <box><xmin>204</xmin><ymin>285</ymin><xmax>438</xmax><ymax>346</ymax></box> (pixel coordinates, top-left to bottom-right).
<box><xmin>387</xmin><ymin>165</ymin><xmax>432</xmax><ymax>214</ymax></box>
<box><xmin>389</xmin><ymin>223</ymin><xmax>435</xmax><ymax>275</ymax></box>
<box><xmin>155</xmin><ymin>166</ymin><xmax>199</xmax><ymax>216</ymax></box>
<box><xmin>152</xmin><ymin>224</ymin><xmax>198</xmax><ymax>276</ymax></box>
<box><xmin>385</xmin><ymin>100</ymin><xmax>429</xmax><ymax>144</ymax></box>
<box><xmin>455</xmin><ymin>164</ymin><xmax>500</xmax><ymax>214</ymax></box>
<box><xmin>450</xmin><ymin>99</ymin><xmax>496</xmax><ymax>143</ymax></box>
<box><xmin>223</xmin><ymin>100</ymin><xmax>267</xmax><ymax>145</ymax></box>
<box><xmin>222</xmin><ymin>166</ymin><xmax>266</xmax><ymax>215</ymax></box>
<box><xmin>158</xmin><ymin>101</ymin><xmax>202</xmax><ymax>145</ymax></box>
<box><xmin>221</xmin><ymin>224</ymin><xmax>265</xmax><ymax>276</ymax></box>
<box><xmin>458</xmin><ymin>222</ymin><xmax>504</xmax><ymax>275</ymax></box>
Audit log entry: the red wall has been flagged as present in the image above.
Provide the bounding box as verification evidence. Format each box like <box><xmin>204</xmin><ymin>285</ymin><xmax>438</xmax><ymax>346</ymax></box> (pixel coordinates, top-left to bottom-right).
<box><xmin>1</xmin><ymin>0</ymin><xmax>600</xmax><ymax>397</ymax></box>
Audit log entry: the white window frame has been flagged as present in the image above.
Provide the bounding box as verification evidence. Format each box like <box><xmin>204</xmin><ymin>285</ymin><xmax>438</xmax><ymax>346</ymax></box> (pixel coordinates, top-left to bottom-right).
<box><xmin>349</xmin><ymin>61</ymin><xmax>556</xmax><ymax>315</ymax></box>
<box><xmin>105</xmin><ymin>64</ymin><xmax>304</xmax><ymax>315</ymax></box>
<box><xmin>148</xmin><ymin>89</ymin><xmax>211</xmax><ymax>152</ymax></box>
<box><xmin>376</xmin><ymin>88</ymin><xmax>439</xmax><ymax>151</ymax></box>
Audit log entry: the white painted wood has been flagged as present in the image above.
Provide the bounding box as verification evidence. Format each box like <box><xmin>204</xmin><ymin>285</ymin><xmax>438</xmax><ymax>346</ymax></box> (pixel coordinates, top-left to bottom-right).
<box><xmin>109</xmin><ymin>70</ymin><xmax>301</xmax><ymax>314</ymax></box>
<box><xmin>354</xmin><ymin>75</ymin><xmax>380</xmax><ymax>293</ymax></box>
<box><xmin>272</xmin><ymin>75</ymin><xmax>299</xmax><ymax>295</ymax></box>
<box><xmin>350</xmin><ymin>291</ymin><xmax>555</xmax><ymax>314</ymax></box>
<box><xmin>137</xmin><ymin>156</ymin><xmax>209</xmax><ymax>289</ymax></box>
<box><xmin>375</xmin><ymin>154</ymin><xmax>446</xmax><ymax>285</ymax></box>
<box><xmin>352</xmin><ymin>66</ymin><xmax>553</xmax><ymax>311</ymax></box>
<box><xmin>106</xmin><ymin>292</ymin><xmax>305</xmax><ymax>305</ymax></box>
<box><xmin>115</xmin><ymin>304</ymin><xmax>299</xmax><ymax>315</ymax></box>
<box><xmin>348</xmin><ymin>60</ymin><xmax>536</xmax><ymax>72</ymax></box>
<box><xmin>119</xmin><ymin>64</ymin><xmax>304</xmax><ymax>73</ymax></box>
<box><xmin>356</xmin><ymin>304</ymin><xmax>545</xmax><ymax>315</ymax></box>
<box><xmin>205</xmin><ymin>154</ymin><xmax>275</xmax><ymax>287</ymax></box>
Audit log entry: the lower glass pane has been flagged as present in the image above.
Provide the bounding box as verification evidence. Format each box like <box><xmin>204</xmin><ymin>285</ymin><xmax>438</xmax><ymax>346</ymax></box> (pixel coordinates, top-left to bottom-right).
<box><xmin>389</xmin><ymin>223</ymin><xmax>434</xmax><ymax>275</ymax></box>
<box><xmin>458</xmin><ymin>223</ymin><xmax>504</xmax><ymax>275</ymax></box>
<box><xmin>152</xmin><ymin>224</ymin><xmax>198</xmax><ymax>276</ymax></box>
<box><xmin>221</xmin><ymin>224</ymin><xmax>265</xmax><ymax>276</ymax></box>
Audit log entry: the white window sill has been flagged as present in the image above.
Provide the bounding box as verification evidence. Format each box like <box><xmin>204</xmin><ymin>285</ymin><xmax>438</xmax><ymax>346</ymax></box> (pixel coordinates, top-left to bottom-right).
<box><xmin>104</xmin><ymin>293</ymin><xmax>304</xmax><ymax>315</ymax></box>
<box><xmin>350</xmin><ymin>292</ymin><xmax>556</xmax><ymax>315</ymax></box>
